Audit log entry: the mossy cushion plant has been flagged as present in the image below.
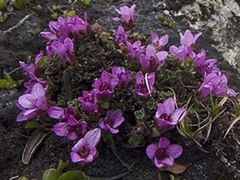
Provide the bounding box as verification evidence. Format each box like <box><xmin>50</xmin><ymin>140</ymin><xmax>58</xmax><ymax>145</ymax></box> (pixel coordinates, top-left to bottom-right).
<box><xmin>16</xmin><ymin>4</ymin><xmax>238</xmax><ymax>177</ymax></box>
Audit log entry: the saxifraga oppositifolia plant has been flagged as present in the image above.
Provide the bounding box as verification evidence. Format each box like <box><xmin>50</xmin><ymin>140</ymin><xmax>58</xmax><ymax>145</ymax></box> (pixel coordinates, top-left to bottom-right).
<box><xmin>16</xmin><ymin>3</ymin><xmax>238</xmax><ymax>177</ymax></box>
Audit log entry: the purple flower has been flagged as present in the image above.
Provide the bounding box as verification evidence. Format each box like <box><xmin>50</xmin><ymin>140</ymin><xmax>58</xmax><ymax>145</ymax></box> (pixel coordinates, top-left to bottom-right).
<box><xmin>40</xmin><ymin>20</ymin><xmax>59</xmax><ymax>41</ymax></box>
<box><xmin>99</xmin><ymin>109</ymin><xmax>124</xmax><ymax>134</ymax></box>
<box><xmin>48</xmin><ymin>105</ymin><xmax>88</xmax><ymax>140</ymax></box>
<box><xmin>71</xmin><ymin>128</ymin><xmax>101</xmax><ymax>164</ymax></box>
<box><xmin>194</xmin><ymin>49</ymin><xmax>219</xmax><ymax>75</ymax></box>
<box><xmin>19</xmin><ymin>51</ymin><xmax>45</xmax><ymax>84</ymax></box>
<box><xmin>180</xmin><ymin>30</ymin><xmax>202</xmax><ymax>47</ymax></box>
<box><xmin>139</xmin><ymin>45</ymin><xmax>168</xmax><ymax>72</ymax></box>
<box><xmin>65</xmin><ymin>13</ymin><xmax>89</xmax><ymax>37</ymax></box>
<box><xmin>155</xmin><ymin>98</ymin><xmax>186</xmax><ymax>130</ymax></box>
<box><xmin>112</xmin><ymin>67</ymin><xmax>131</xmax><ymax>87</ymax></box>
<box><xmin>48</xmin><ymin>106</ymin><xmax>65</xmax><ymax>119</ymax></box>
<box><xmin>16</xmin><ymin>83</ymin><xmax>48</xmax><ymax>122</ymax></box>
<box><xmin>135</xmin><ymin>71</ymin><xmax>155</xmax><ymax>98</ymax></box>
<box><xmin>169</xmin><ymin>45</ymin><xmax>195</xmax><ymax>62</ymax></box>
<box><xmin>151</xmin><ymin>33</ymin><xmax>168</xmax><ymax>50</ymax></box>
<box><xmin>112</xmin><ymin>26</ymin><xmax>129</xmax><ymax>45</ymax></box>
<box><xmin>146</xmin><ymin>137</ymin><xmax>183</xmax><ymax>168</ymax></box>
<box><xmin>40</xmin><ymin>31</ymin><xmax>58</xmax><ymax>42</ymax></box>
<box><xmin>126</xmin><ymin>41</ymin><xmax>144</xmax><ymax>61</ymax></box>
<box><xmin>93</xmin><ymin>71</ymin><xmax>118</xmax><ymax>99</ymax></box>
<box><xmin>78</xmin><ymin>90</ymin><xmax>99</xmax><ymax>114</ymax></box>
<box><xmin>198</xmin><ymin>72</ymin><xmax>237</xmax><ymax>98</ymax></box>
<box><xmin>23</xmin><ymin>82</ymin><xmax>35</xmax><ymax>93</ymax></box>
<box><xmin>41</xmin><ymin>17</ymin><xmax>68</xmax><ymax>41</ymax></box>
<box><xmin>53</xmin><ymin>116</ymin><xmax>87</xmax><ymax>140</ymax></box>
<box><xmin>40</xmin><ymin>13</ymin><xmax>89</xmax><ymax>41</ymax></box>
<box><xmin>47</xmin><ymin>105</ymin><xmax>75</xmax><ymax>120</ymax></box>
<box><xmin>113</xmin><ymin>4</ymin><xmax>136</xmax><ymax>27</ymax></box>
<box><xmin>46</xmin><ymin>38</ymin><xmax>74</xmax><ymax>63</ymax></box>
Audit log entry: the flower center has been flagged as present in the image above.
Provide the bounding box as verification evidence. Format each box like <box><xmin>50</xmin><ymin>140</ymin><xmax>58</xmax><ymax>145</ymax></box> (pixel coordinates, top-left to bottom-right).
<box><xmin>69</xmin><ymin>125</ymin><xmax>83</xmax><ymax>136</ymax></box>
<box><xmin>79</xmin><ymin>146</ymin><xmax>90</xmax><ymax>158</ymax></box>
<box><xmin>87</xmin><ymin>95</ymin><xmax>95</xmax><ymax>103</ymax></box>
<box><xmin>149</xmin><ymin>56</ymin><xmax>157</xmax><ymax>66</ymax></box>
<box><xmin>160</xmin><ymin>113</ymin><xmax>171</xmax><ymax>121</ymax></box>
<box><xmin>99</xmin><ymin>82</ymin><xmax>110</xmax><ymax>91</ymax></box>
<box><xmin>138</xmin><ymin>81</ymin><xmax>148</xmax><ymax>94</ymax></box>
<box><xmin>105</xmin><ymin>117</ymin><xmax>114</xmax><ymax>127</ymax></box>
<box><xmin>155</xmin><ymin>149</ymin><xmax>166</xmax><ymax>160</ymax></box>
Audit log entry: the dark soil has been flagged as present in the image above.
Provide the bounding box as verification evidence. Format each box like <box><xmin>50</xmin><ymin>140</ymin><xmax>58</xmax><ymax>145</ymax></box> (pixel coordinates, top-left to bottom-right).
<box><xmin>1</xmin><ymin>0</ymin><xmax>240</xmax><ymax>180</ymax></box>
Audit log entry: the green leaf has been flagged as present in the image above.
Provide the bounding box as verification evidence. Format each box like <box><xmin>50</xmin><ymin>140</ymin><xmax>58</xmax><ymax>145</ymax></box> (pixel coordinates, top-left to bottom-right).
<box><xmin>0</xmin><ymin>74</ymin><xmax>17</xmax><ymax>89</ymax></box>
<box><xmin>58</xmin><ymin>171</ymin><xmax>88</xmax><ymax>180</ymax></box>
<box><xmin>63</xmin><ymin>10</ymin><xmax>76</xmax><ymax>17</ymax></box>
<box><xmin>0</xmin><ymin>79</ymin><xmax>11</xmax><ymax>89</ymax></box>
<box><xmin>99</xmin><ymin>32</ymin><xmax>113</xmax><ymax>44</ymax></box>
<box><xmin>51</xmin><ymin>13</ymin><xmax>58</xmax><ymax>19</ymax></box>
<box><xmin>57</xmin><ymin>160</ymin><xmax>68</xmax><ymax>172</ymax></box>
<box><xmin>169</xmin><ymin>174</ymin><xmax>176</xmax><ymax>180</ymax></box>
<box><xmin>159</xmin><ymin>90</ymin><xmax>174</xmax><ymax>99</ymax></box>
<box><xmin>52</xmin><ymin>5</ymin><xmax>61</xmax><ymax>11</ymax></box>
<box><xmin>31</xmin><ymin>28</ymin><xmax>41</xmax><ymax>36</ymax></box>
<box><xmin>0</xmin><ymin>0</ymin><xmax>7</xmax><ymax>11</ymax></box>
<box><xmin>25</xmin><ymin>121</ymin><xmax>42</xmax><ymax>129</ymax></box>
<box><xmin>37</xmin><ymin>56</ymin><xmax>49</xmax><ymax>67</ymax></box>
<box><xmin>152</xmin><ymin>127</ymin><xmax>161</xmax><ymax>137</ymax></box>
<box><xmin>147</xmin><ymin>98</ymin><xmax>156</xmax><ymax>110</ymax></box>
<box><xmin>158</xmin><ymin>13</ymin><xmax>165</xmax><ymax>23</ymax></box>
<box><xmin>134</xmin><ymin>109</ymin><xmax>145</xmax><ymax>122</ymax></box>
<box><xmin>68</xmin><ymin>11</ymin><xmax>76</xmax><ymax>17</ymax></box>
<box><xmin>67</xmin><ymin>99</ymin><xmax>79</xmax><ymax>109</ymax></box>
<box><xmin>181</xmin><ymin>118</ymin><xmax>192</xmax><ymax>137</ymax></box>
<box><xmin>169</xmin><ymin>21</ymin><xmax>176</xmax><ymax>27</ymax></box>
<box><xmin>128</xmin><ymin>133</ymin><xmax>144</xmax><ymax>147</ymax></box>
<box><xmin>100</xmin><ymin>101</ymin><xmax>110</xmax><ymax>110</ymax></box>
<box><xmin>0</xmin><ymin>12</ymin><xmax>4</xmax><ymax>23</ymax></box>
<box><xmin>81</xmin><ymin>0</ymin><xmax>91</xmax><ymax>6</ymax></box>
<box><xmin>32</xmin><ymin>5</ymin><xmax>43</xmax><ymax>11</ymax></box>
<box><xmin>42</xmin><ymin>168</ymin><xmax>61</xmax><ymax>180</ymax></box>
<box><xmin>13</xmin><ymin>0</ymin><xmax>30</xmax><ymax>9</ymax></box>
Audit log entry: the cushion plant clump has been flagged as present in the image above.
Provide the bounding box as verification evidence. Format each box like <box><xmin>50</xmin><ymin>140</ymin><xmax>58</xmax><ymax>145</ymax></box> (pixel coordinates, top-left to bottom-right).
<box><xmin>16</xmin><ymin>4</ymin><xmax>238</xmax><ymax>178</ymax></box>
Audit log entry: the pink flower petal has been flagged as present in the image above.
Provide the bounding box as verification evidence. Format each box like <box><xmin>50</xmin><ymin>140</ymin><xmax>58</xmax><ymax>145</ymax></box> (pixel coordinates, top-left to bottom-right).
<box><xmin>146</xmin><ymin>144</ymin><xmax>157</xmax><ymax>159</ymax></box>
<box><xmin>31</xmin><ymin>83</ymin><xmax>45</xmax><ymax>98</ymax></box>
<box><xmin>67</xmin><ymin>131</ymin><xmax>78</xmax><ymax>140</ymax></box>
<box><xmin>18</xmin><ymin>94</ymin><xmax>35</xmax><ymax>109</ymax></box>
<box><xmin>71</xmin><ymin>152</ymin><xmax>81</xmax><ymax>163</ymax></box>
<box><xmin>154</xmin><ymin>158</ymin><xmax>165</xmax><ymax>168</ymax></box>
<box><xmin>158</xmin><ymin>137</ymin><xmax>170</xmax><ymax>149</ymax></box>
<box><xmin>163</xmin><ymin>98</ymin><xmax>175</xmax><ymax>115</ymax></box>
<box><xmin>159</xmin><ymin>35</ymin><xmax>169</xmax><ymax>46</ymax></box>
<box><xmin>72</xmin><ymin>138</ymin><xmax>86</xmax><ymax>152</ymax></box>
<box><xmin>23</xmin><ymin>108</ymin><xmax>38</xmax><ymax>116</ymax></box>
<box><xmin>146</xmin><ymin>45</ymin><xmax>156</xmax><ymax>57</ymax></box>
<box><xmin>53</xmin><ymin>122</ymin><xmax>68</xmax><ymax>137</ymax></box>
<box><xmin>84</xmin><ymin>128</ymin><xmax>101</xmax><ymax>147</ymax></box>
<box><xmin>170</xmin><ymin>108</ymin><xmax>186</xmax><ymax>123</ymax></box>
<box><xmin>166</xmin><ymin>144</ymin><xmax>183</xmax><ymax>159</ymax></box>
<box><xmin>47</xmin><ymin>106</ymin><xmax>64</xmax><ymax>119</ymax></box>
<box><xmin>160</xmin><ymin>156</ymin><xmax>174</xmax><ymax>166</ymax></box>
<box><xmin>16</xmin><ymin>112</ymin><xmax>27</xmax><ymax>122</ymax></box>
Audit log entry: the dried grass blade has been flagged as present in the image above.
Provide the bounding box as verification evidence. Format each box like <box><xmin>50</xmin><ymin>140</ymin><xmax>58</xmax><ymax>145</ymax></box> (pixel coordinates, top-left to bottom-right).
<box><xmin>22</xmin><ymin>130</ymin><xmax>49</xmax><ymax>164</ymax></box>
<box><xmin>223</xmin><ymin>115</ymin><xmax>240</xmax><ymax>140</ymax></box>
